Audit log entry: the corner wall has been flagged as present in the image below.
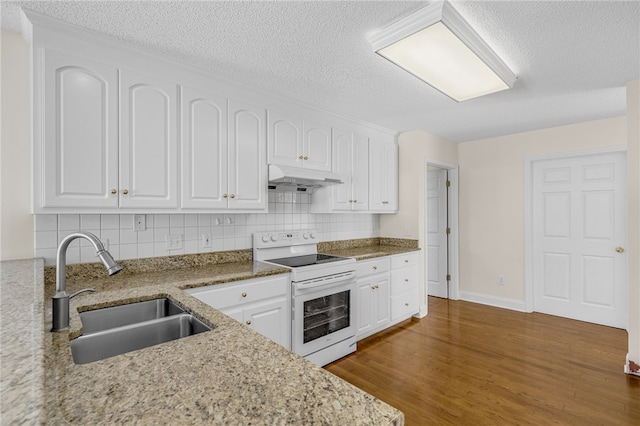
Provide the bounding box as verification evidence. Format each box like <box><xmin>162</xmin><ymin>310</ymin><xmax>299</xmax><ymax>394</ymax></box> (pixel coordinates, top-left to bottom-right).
<box><xmin>1</xmin><ymin>30</ymin><xmax>33</xmax><ymax>260</ymax></box>
<box><xmin>380</xmin><ymin>129</ymin><xmax>458</xmax><ymax>316</ymax></box>
<box><xmin>458</xmin><ymin>116</ymin><xmax>627</xmax><ymax>304</ymax></box>
<box><xmin>627</xmin><ymin>80</ymin><xmax>640</xmax><ymax>370</ymax></box>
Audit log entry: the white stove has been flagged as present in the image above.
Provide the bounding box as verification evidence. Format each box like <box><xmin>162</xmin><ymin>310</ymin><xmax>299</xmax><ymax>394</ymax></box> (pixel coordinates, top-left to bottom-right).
<box><xmin>253</xmin><ymin>230</ymin><xmax>357</xmax><ymax>366</ymax></box>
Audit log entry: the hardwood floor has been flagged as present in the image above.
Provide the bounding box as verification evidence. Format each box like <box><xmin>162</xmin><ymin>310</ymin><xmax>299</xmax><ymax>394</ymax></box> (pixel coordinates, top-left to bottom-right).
<box><xmin>325</xmin><ymin>297</ymin><xmax>640</xmax><ymax>425</ymax></box>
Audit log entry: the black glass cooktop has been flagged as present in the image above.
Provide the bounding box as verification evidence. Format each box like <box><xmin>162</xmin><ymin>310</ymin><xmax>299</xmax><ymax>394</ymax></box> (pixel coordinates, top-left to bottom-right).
<box><xmin>267</xmin><ymin>253</ymin><xmax>348</xmax><ymax>268</ymax></box>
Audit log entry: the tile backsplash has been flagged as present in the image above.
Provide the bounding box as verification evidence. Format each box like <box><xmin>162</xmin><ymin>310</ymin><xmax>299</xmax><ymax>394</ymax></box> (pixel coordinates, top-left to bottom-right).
<box><xmin>34</xmin><ymin>193</ymin><xmax>380</xmax><ymax>265</ymax></box>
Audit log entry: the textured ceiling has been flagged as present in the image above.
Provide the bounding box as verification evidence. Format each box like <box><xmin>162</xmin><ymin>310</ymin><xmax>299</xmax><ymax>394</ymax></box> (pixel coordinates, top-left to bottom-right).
<box><xmin>2</xmin><ymin>1</ymin><xmax>639</xmax><ymax>142</ymax></box>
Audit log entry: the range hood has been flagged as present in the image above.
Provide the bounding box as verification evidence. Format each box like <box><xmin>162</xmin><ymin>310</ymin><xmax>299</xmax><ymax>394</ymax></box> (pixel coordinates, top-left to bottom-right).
<box><xmin>268</xmin><ymin>164</ymin><xmax>343</xmax><ymax>193</ymax></box>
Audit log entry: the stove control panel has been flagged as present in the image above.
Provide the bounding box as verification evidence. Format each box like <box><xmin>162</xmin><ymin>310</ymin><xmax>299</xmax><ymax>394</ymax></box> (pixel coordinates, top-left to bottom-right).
<box><xmin>253</xmin><ymin>229</ymin><xmax>318</xmax><ymax>249</ymax></box>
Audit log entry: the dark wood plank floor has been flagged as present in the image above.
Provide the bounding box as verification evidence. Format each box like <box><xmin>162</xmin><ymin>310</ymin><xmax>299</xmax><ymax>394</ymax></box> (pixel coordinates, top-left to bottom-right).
<box><xmin>325</xmin><ymin>297</ymin><xmax>640</xmax><ymax>425</ymax></box>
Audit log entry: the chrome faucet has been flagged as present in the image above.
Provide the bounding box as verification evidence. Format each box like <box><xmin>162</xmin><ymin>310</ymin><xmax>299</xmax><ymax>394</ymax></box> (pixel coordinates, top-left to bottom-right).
<box><xmin>51</xmin><ymin>231</ymin><xmax>123</xmax><ymax>332</ymax></box>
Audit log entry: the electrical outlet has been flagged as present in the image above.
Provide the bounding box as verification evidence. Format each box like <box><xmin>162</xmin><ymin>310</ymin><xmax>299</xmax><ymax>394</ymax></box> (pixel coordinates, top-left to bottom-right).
<box><xmin>202</xmin><ymin>233</ymin><xmax>211</xmax><ymax>248</ymax></box>
<box><xmin>404</xmin><ymin>225</ymin><xmax>411</xmax><ymax>236</ymax></box>
<box><xmin>134</xmin><ymin>214</ymin><xmax>146</xmax><ymax>231</ymax></box>
<box><xmin>497</xmin><ymin>275</ymin><xmax>505</xmax><ymax>285</ymax></box>
<box><xmin>166</xmin><ymin>234</ymin><xmax>183</xmax><ymax>250</ymax></box>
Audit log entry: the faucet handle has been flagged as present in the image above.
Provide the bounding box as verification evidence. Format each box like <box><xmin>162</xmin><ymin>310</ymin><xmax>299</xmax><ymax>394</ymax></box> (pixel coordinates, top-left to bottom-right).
<box><xmin>69</xmin><ymin>288</ymin><xmax>96</xmax><ymax>299</ymax></box>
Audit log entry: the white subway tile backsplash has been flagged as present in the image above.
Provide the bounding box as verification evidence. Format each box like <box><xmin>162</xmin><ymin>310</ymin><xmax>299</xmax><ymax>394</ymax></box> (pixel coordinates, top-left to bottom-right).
<box><xmin>33</xmin><ymin>195</ymin><xmax>380</xmax><ymax>265</ymax></box>
<box><xmin>58</xmin><ymin>214</ymin><xmax>80</xmax><ymax>231</ymax></box>
<box><xmin>35</xmin><ymin>214</ymin><xmax>57</xmax><ymax>232</ymax></box>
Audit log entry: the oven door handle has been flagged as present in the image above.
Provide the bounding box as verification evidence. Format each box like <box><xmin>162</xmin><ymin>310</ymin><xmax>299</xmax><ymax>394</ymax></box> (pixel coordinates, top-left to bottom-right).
<box><xmin>295</xmin><ymin>270</ymin><xmax>356</xmax><ymax>290</ymax></box>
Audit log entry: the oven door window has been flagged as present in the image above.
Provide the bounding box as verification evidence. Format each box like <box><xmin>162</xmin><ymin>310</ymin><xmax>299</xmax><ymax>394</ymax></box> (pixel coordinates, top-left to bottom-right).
<box><xmin>303</xmin><ymin>290</ymin><xmax>350</xmax><ymax>344</ymax></box>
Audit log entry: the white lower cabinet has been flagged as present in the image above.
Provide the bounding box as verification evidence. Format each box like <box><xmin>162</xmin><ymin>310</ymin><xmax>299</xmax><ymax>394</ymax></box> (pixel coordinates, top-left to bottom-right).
<box><xmin>356</xmin><ymin>257</ymin><xmax>391</xmax><ymax>339</ymax></box>
<box><xmin>356</xmin><ymin>252</ymin><xmax>420</xmax><ymax>341</ymax></box>
<box><xmin>186</xmin><ymin>274</ymin><xmax>290</xmax><ymax>349</ymax></box>
<box><xmin>390</xmin><ymin>252</ymin><xmax>420</xmax><ymax>321</ymax></box>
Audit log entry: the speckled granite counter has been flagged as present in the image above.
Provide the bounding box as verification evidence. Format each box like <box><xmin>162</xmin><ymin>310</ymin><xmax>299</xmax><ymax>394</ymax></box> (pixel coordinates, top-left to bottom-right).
<box><xmin>320</xmin><ymin>237</ymin><xmax>420</xmax><ymax>260</ymax></box>
<box><xmin>3</xmin><ymin>255</ymin><xmax>405</xmax><ymax>425</ymax></box>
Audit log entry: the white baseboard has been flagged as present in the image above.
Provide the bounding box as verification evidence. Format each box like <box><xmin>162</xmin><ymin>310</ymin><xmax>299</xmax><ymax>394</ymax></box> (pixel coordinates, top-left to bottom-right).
<box><xmin>459</xmin><ymin>291</ymin><xmax>527</xmax><ymax>312</ymax></box>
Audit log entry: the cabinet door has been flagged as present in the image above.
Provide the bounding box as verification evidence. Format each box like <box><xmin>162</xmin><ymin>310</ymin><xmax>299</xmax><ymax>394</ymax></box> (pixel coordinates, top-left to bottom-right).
<box><xmin>181</xmin><ymin>87</ymin><xmax>228</xmax><ymax>209</ymax></box>
<box><xmin>369</xmin><ymin>140</ymin><xmax>398</xmax><ymax>212</ymax></box>
<box><xmin>228</xmin><ymin>100</ymin><xmax>267</xmax><ymax>210</ymax></box>
<box><xmin>244</xmin><ymin>297</ymin><xmax>290</xmax><ymax>349</ymax></box>
<box><xmin>351</xmin><ymin>133</ymin><xmax>369</xmax><ymax>211</ymax></box>
<box><xmin>120</xmin><ymin>70</ymin><xmax>178</xmax><ymax>208</ymax></box>
<box><xmin>332</xmin><ymin>129</ymin><xmax>353</xmax><ymax>211</ymax></box>
<box><xmin>268</xmin><ymin>110</ymin><xmax>302</xmax><ymax>168</ymax></box>
<box><xmin>373</xmin><ymin>276</ymin><xmax>391</xmax><ymax>328</ymax></box>
<box><xmin>41</xmin><ymin>49</ymin><xmax>118</xmax><ymax>209</ymax></box>
<box><xmin>356</xmin><ymin>279</ymin><xmax>374</xmax><ymax>336</ymax></box>
<box><xmin>303</xmin><ymin>121</ymin><xmax>332</xmax><ymax>172</ymax></box>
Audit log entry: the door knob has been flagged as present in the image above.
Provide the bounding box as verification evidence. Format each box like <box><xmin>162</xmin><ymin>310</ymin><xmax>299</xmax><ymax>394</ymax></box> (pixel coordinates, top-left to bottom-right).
<box><xmin>615</xmin><ymin>247</ymin><xmax>625</xmax><ymax>253</ymax></box>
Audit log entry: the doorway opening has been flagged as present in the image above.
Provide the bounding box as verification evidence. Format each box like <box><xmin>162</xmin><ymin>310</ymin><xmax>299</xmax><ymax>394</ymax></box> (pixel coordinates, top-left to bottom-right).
<box><xmin>424</xmin><ymin>160</ymin><xmax>459</xmax><ymax>302</ymax></box>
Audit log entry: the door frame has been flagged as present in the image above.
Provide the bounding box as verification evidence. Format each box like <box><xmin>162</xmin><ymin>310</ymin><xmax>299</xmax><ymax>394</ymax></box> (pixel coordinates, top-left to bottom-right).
<box><xmin>524</xmin><ymin>146</ymin><xmax>628</xmax><ymax>322</ymax></box>
<box><xmin>424</xmin><ymin>159</ymin><xmax>460</xmax><ymax>307</ymax></box>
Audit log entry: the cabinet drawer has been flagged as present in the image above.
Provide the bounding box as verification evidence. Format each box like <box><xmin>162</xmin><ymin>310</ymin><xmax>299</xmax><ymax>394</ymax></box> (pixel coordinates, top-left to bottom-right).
<box><xmin>390</xmin><ymin>267</ymin><xmax>419</xmax><ymax>295</ymax></box>
<box><xmin>391</xmin><ymin>252</ymin><xmax>419</xmax><ymax>269</ymax></box>
<box><xmin>391</xmin><ymin>289</ymin><xmax>419</xmax><ymax>321</ymax></box>
<box><xmin>356</xmin><ymin>257</ymin><xmax>391</xmax><ymax>277</ymax></box>
<box><xmin>186</xmin><ymin>274</ymin><xmax>289</xmax><ymax>310</ymax></box>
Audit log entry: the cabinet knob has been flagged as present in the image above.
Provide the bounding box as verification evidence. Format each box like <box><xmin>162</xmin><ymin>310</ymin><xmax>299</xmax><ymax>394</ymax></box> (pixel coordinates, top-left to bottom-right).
<box><xmin>405</xmin><ymin>303</ymin><xmax>409</xmax><ymax>307</ymax></box>
<box><xmin>223</xmin><ymin>193</ymin><xmax>228</xmax><ymax>198</ymax></box>
<box><xmin>303</xmin><ymin>156</ymin><xmax>308</xmax><ymax>160</ymax></box>
<box><xmin>241</xmin><ymin>292</ymin><xmax>247</xmax><ymax>298</ymax></box>
<box><xmin>246</xmin><ymin>320</ymin><xmax>252</xmax><ymax>325</ymax></box>
<box><xmin>122</xmin><ymin>189</ymin><xmax>129</xmax><ymax>195</ymax></box>
<box><xmin>616</xmin><ymin>247</ymin><xmax>625</xmax><ymax>253</ymax></box>
<box><xmin>110</xmin><ymin>189</ymin><xmax>117</xmax><ymax>195</ymax></box>
<box><xmin>404</xmin><ymin>259</ymin><xmax>409</xmax><ymax>263</ymax></box>
<box><xmin>299</xmin><ymin>155</ymin><xmax>304</xmax><ymax>160</ymax></box>
<box><xmin>373</xmin><ymin>266</ymin><xmax>377</xmax><ymax>270</ymax></box>
<box><xmin>230</xmin><ymin>194</ymin><xmax>236</xmax><ymax>199</ymax></box>
<box><xmin>353</xmin><ymin>199</ymin><xmax>357</xmax><ymax>203</ymax></box>
<box><xmin>404</xmin><ymin>278</ymin><xmax>409</xmax><ymax>282</ymax></box>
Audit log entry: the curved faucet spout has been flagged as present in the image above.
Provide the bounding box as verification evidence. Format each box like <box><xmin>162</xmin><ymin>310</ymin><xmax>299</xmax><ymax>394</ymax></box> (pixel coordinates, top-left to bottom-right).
<box><xmin>52</xmin><ymin>231</ymin><xmax>123</xmax><ymax>332</ymax></box>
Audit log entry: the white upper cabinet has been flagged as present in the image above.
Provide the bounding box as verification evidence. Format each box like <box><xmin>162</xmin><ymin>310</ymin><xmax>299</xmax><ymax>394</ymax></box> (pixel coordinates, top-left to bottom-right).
<box><xmin>268</xmin><ymin>110</ymin><xmax>302</xmax><ymax>168</ymax></box>
<box><xmin>302</xmin><ymin>121</ymin><xmax>332</xmax><ymax>171</ymax></box>
<box><xmin>181</xmin><ymin>87</ymin><xmax>228</xmax><ymax>209</ymax></box>
<box><xmin>369</xmin><ymin>139</ymin><xmax>398</xmax><ymax>212</ymax></box>
<box><xmin>315</xmin><ymin>130</ymin><xmax>368</xmax><ymax>212</ymax></box>
<box><xmin>268</xmin><ymin>110</ymin><xmax>331</xmax><ymax>172</ymax></box>
<box><xmin>40</xmin><ymin>49</ymin><xmax>119</xmax><ymax>210</ymax></box>
<box><xmin>119</xmin><ymin>70</ymin><xmax>179</xmax><ymax>209</ymax></box>
<box><xmin>227</xmin><ymin>100</ymin><xmax>267</xmax><ymax>210</ymax></box>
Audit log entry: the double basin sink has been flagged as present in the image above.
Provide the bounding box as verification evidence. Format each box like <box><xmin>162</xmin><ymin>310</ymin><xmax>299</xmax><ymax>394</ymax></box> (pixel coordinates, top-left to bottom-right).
<box><xmin>70</xmin><ymin>298</ymin><xmax>212</xmax><ymax>364</ymax></box>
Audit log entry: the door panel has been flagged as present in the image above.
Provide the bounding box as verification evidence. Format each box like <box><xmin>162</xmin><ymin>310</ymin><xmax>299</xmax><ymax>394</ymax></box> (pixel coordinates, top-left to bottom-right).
<box><xmin>43</xmin><ymin>50</ymin><xmax>118</xmax><ymax>208</ymax></box>
<box><xmin>181</xmin><ymin>87</ymin><xmax>227</xmax><ymax>209</ymax></box>
<box><xmin>532</xmin><ymin>152</ymin><xmax>626</xmax><ymax>328</ymax></box>
<box><xmin>427</xmin><ymin>169</ymin><xmax>448</xmax><ymax>298</ymax></box>
<box><xmin>120</xmin><ymin>70</ymin><xmax>178</xmax><ymax>208</ymax></box>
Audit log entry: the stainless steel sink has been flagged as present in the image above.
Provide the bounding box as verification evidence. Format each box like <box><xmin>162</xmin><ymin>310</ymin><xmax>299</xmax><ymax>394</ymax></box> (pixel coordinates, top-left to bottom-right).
<box><xmin>79</xmin><ymin>298</ymin><xmax>186</xmax><ymax>334</ymax></box>
<box><xmin>70</xmin><ymin>299</ymin><xmax>212</xmax><ymax>364</ymax></box>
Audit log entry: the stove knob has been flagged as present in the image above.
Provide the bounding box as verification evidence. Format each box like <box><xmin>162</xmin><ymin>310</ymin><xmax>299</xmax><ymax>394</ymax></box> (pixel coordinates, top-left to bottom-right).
<box><xmin>309</xmin><ymin>231</ymin><xmax>317</xmax><ymax>239</ymax></box>
<box><xmin>270</xmin><ymin>234</ymin><xmax>279</xmax><ymax>242</ymax></box>
<box><xmin>303</xmin><ymin>232</ymin><xmax>310</xmax><ymax>239</ymax></box>
<box><xmin>261</xmin><ymin>235</ymin><xmax>269</xmax><ymax>243</ymax></box>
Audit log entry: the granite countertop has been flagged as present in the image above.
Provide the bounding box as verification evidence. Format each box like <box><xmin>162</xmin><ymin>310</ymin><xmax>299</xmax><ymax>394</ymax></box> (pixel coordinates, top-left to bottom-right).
<box><xmin>2</xmin><ymin>251</ymin><xmax>406</xmax><ymax>425</ymax></box>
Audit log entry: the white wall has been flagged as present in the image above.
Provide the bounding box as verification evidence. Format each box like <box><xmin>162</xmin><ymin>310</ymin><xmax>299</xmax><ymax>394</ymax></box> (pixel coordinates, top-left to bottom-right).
<box><xmin>458</xmin><ymin>116</ymin><xmax>627</xmax><ymax>303</ymax></box>
<box><xmin>0</xmin><ymin>30</ymin><xmax>34</xmax><ymax>261</ymax></box>
<box><xmin>627</xmin><ymin>80</ymin><xmax>640</xmax><ymax>367</ymax></box>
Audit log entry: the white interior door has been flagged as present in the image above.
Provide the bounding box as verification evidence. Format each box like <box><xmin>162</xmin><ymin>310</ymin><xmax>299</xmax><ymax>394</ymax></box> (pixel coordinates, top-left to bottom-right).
<box><xmin>532</xmin><ymin>152</ymin><xmax>627</xmax><ymax>328</ymax></box>
<box><xmin>427</xmin><ymin>169</ymin><xmax>448</xmax><ymax>298</ymax></box>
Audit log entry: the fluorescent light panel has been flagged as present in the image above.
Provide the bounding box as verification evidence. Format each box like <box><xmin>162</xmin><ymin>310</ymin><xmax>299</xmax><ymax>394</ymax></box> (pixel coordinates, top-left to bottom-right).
<box><xmin>369</xmin><ymin>1</ymin><xmax>516</xmax><ymax>102</ymax></box>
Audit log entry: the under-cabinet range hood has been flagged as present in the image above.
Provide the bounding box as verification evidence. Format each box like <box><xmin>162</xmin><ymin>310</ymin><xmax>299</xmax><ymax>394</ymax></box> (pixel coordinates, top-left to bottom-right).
<box><xmin>268</xmin><ymin>164</ymin><xmax>343</xmax><ymax>193</ymax></box>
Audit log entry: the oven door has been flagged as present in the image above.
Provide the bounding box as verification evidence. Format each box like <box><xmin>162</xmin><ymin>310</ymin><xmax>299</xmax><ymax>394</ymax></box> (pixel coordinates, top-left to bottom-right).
<box><xmin>292</xmin><ymin>277</ymin><xmax>356</xmax><ymax>357</ymax></box>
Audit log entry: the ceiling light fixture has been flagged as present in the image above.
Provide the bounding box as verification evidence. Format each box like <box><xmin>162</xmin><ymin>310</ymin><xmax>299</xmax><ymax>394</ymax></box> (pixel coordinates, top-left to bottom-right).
<box><xmin>368</xmin><ymin>0</ymin><xmax>517</xmax><ymax>102</ymax></box>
